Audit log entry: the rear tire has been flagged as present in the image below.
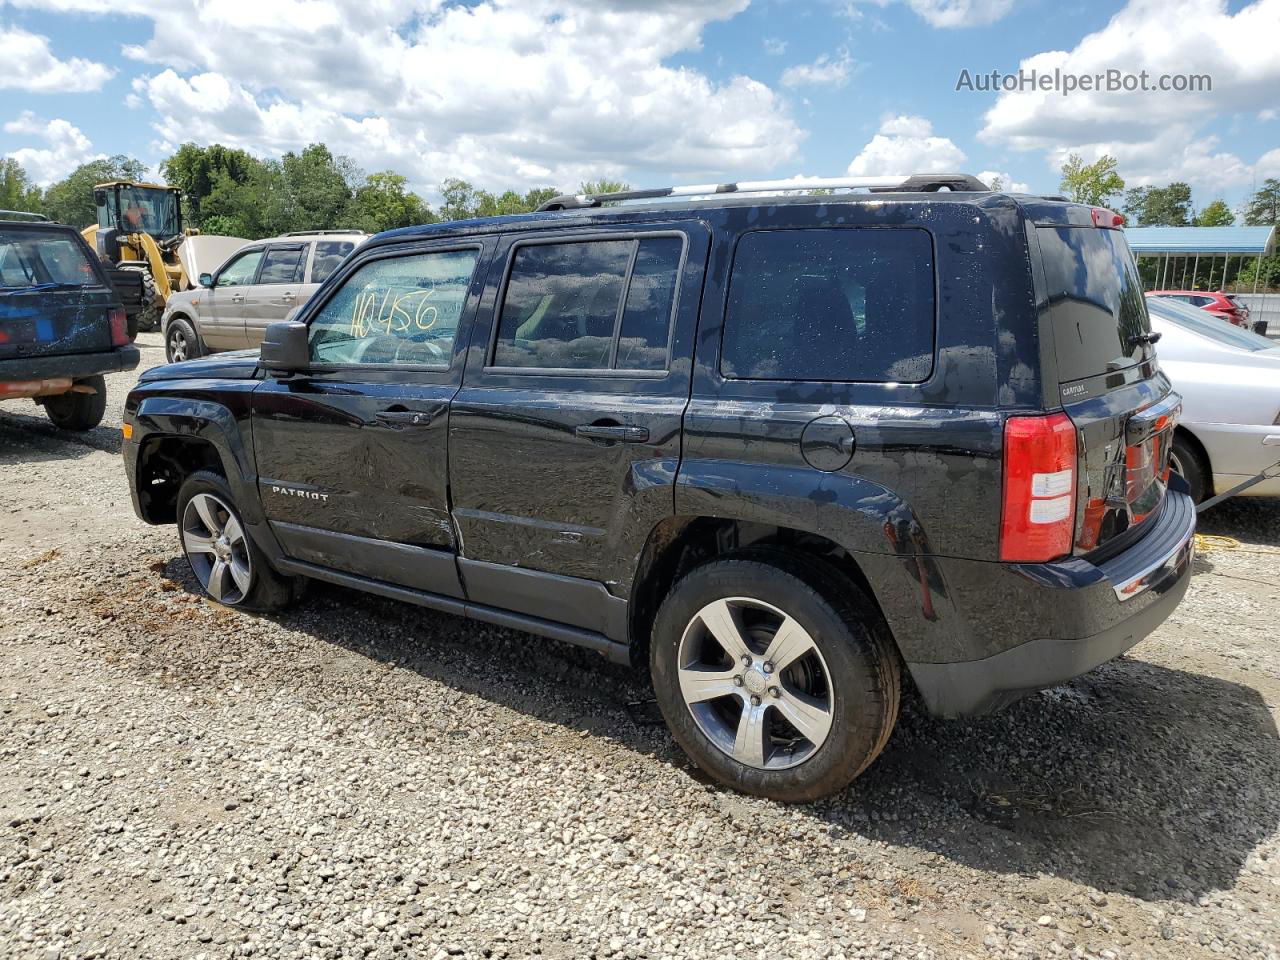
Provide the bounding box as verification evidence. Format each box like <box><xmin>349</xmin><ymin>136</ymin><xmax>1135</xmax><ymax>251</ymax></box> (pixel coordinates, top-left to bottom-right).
<box><xmin>165</xmin><ymin>317</ymin><xmax>202</xmax><ymax>364</ymax></box>
<box><xmin>43</xmin><ymin>375</ymin><xmax>106</xmax><ymax>431</ymax></box>
<box><xmin>650</xmin><ymin>551</ymin><xmax>900</xmax><ymax>803</ymax></box>
<box><xmin>175</xmin><ymin>470</ymin><xmax>299</xmax><ymax>612</ymax></box>
<box><xmin>1171</xmin><ymin>433</ymin><xmax>1209</xmax><ymax>504</ymax></box>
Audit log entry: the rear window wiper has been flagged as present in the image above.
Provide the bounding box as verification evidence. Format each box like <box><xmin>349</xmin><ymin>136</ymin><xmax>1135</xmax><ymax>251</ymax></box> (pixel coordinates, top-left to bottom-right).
<box><xmin>1128</xmin><ymin>331</ymin><xmax>1162</xmax><ymax>348</ymax></box>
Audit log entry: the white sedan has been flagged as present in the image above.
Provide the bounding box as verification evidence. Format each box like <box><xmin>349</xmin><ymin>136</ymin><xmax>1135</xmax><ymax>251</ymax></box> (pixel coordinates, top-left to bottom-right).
<box><xmin>1145</xmin><ymin>294</ymin><xmax>1280</xmax><ymax>503</ymax></box>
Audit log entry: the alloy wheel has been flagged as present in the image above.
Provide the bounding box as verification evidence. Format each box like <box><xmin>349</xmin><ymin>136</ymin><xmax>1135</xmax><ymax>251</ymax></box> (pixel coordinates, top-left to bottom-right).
<box><xmin>181</xmin><ymin>492</ymin><xmax>252</xmax><ymax>604</ymax></box>
<box><xmin>676</xmin><ymin>597</ymin><xmax>834</xmax><ymax>770</ymax></box>
<box><xmin>169</xmin><ymin>329</ymin><xmax>188</xmax><ymax>362</ymax></box>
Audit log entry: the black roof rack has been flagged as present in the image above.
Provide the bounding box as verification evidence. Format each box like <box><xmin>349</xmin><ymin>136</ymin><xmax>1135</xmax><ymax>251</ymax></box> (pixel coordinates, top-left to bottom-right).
<box><xmin>0</xmin><ymin>210</ymin><xmax>52</xmax><ymax>223</ymax></box>
<box><xmin>536</xmin><ymin>173</ymin><xmax>991</xmax><ymax>212</ymax></box>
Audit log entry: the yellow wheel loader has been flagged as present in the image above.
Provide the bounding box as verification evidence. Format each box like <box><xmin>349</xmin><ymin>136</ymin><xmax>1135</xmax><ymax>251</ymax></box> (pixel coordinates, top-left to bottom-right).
<box><xmin>81</xmin><ymin>182</ymin><xmax>247</xmax><ymax>336</ymax></box>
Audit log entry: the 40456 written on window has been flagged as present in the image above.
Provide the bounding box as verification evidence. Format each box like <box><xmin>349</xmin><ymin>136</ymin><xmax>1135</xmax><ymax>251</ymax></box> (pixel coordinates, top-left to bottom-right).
<box><xmin>308</xmin><ymin>248</ymin><xmax>480</xmax><ymax>367</ymax></box>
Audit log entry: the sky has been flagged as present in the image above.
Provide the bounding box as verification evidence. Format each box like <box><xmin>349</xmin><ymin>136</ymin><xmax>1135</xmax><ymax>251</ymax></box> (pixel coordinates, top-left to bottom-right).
<box><xmin>1</xmin><ymin>0</ymin><xmax>1277</xmax><ymax>212</ymax></box>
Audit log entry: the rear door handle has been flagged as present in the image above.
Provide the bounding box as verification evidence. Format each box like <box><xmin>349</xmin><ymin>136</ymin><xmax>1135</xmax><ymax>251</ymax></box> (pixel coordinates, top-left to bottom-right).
<box><xmin>575</xmin><ymin>424</ymin><xmax>649</xmax><ymax>443</ymax></box>
<box><xmin>230</xmin><ymin>294</ymin><xmax>245</xmax><ymax>303</ymax></box>
<box><xmin>375</xmin><ymin>409</ymin><xmax>437</xmax><ymax>428</ymax></box>
<box><xmin>281</xmin><ymin>291</ymin><xmax>296</xmax><ymax>302</ymax></box>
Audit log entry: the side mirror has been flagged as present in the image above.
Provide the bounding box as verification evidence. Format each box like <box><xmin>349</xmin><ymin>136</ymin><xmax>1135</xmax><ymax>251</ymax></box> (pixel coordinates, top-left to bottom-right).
<box><xmin>198</xmin><ymin>272</ymin><xmax>214</xmax><ymax>288</ymax></box>
<box><xmin>260</xmin><ymin>321</ymin><xmax>310</xmax><ymax>373</ymax></box>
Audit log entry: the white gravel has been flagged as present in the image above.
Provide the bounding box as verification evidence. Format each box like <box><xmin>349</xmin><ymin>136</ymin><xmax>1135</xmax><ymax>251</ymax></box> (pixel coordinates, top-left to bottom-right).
<box><xmin>1</xmin><ymin>333</ymin><xmax>1278</xmax><ymax>960</ymax></box>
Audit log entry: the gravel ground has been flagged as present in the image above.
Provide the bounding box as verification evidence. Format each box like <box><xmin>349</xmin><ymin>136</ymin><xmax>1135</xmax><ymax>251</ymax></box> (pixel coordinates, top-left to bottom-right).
<box><xmin>1</xmin><ymin>332</ymin><xmax>1278</xmax><ymax>960</ymax></box>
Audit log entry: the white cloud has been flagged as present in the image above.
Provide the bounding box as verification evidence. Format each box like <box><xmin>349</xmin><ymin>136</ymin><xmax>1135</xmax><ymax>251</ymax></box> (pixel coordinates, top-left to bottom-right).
<box><xmin>8</xmin><ymin>0</ymin><xmax>804</xmax><ymax>196</ymax></box>
<box><xmin>763</xmin><ymin>36</ymin><xmax>787</xmax><ymax>56</ymax></box>
<box><xmin>839</xmin><ymin>0</ymin><xmax>1015</xmax><ymax>27</ymax></box>
<box><xmin>1260</xmin><ymin>108</ymin><xmax>1278</xmax><ymax>122</ymax></box>
<box><xmin>978</xmin><ymin>0</ymin><xmax>1280</xmax><ymax>191</ymax></box>
<box><xmin>847</xmin><ymin>114</ymin><xmax>966</xmax><ymax>175</ymax></box>
<box><xmin>781</xmin><ymin>52</ymin><xmax>853</xmax><ymax>89</ymax></box>
<box><xmin>2</xmin><ymin>112</ymin><xmax>101</xmax><ymax>183</ymax></box>
<box><xmin>0</xmin><ymin>25</ymin><xmax>114</xmax><ymax>93</ymax></box>
<box><xmin>976</xmin><ymin>169</ymin><xmax>1031</xmax><ymax>192</ymax></box>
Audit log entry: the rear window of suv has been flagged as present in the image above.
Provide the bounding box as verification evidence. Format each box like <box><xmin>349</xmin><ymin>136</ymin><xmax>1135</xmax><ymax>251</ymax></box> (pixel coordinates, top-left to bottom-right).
<box><xmin>1038</xmin><ymin>226</ymin><xmax>1151</xmax><ymax>383</ymax></box>
<box><xmin>0</xmin><ymin>227</ymin><xmax>99</xmax><ymax>289</ymax></box>
<box><xmin>720</xmin><ymin>228</ymin><xmax>935</xmax><ymax>383</ymax></box>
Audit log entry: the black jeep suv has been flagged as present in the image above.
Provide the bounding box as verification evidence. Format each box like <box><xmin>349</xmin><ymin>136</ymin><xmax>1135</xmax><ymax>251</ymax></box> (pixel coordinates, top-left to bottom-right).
<box><xmin>121</xmin><ymin>175</ymin><xmax>1195</xmax><ymax>801</ymax></box>
<box><xmin>2</xmin><ymin>215</ymin><xmax>138</xmax><ymax>430</ymax></box>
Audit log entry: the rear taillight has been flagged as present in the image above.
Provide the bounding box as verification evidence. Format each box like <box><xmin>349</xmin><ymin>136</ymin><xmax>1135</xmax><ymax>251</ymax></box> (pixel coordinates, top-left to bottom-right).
<box><xmin>109</xmin><ymin>307</ymin><xmax>129</xmax><ymax>346</ymax></box>
<box><xmin>1000</xmin><ymin>412</ymin><xmax>1078</xmax><ymax>563</ymax></box>
<box><xmin>1091</xmin><ymin>207</ymin><xmax>1124</xmax><ymax>228</ymax></box>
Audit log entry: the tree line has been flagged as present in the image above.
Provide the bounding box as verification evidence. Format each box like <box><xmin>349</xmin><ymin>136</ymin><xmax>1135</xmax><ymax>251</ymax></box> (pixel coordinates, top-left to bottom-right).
<box><xmin>1057</xmin><ymin>154</ymin><xmax>1280</xmax><ymax>291</ymax></box>
<box><xmin>0</xmin><ymin>141</ymin><xmax>628</xmax><ymax>238</ymax></box>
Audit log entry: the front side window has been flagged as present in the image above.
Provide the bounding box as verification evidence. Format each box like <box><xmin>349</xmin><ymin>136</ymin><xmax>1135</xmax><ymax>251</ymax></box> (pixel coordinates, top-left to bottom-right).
<box><xmin>308</xmin><ymin>248</ymin><xmax>480</xmax><ymax>366</ymax></box>
<box><xmin>258</xmin><ymin>246</ymin><xmax>306</xmax><ymax>285</ymax></box>
<box><xmin>721</xmin><ymin>228</ymin><xmax>935</xmax><ymax>383</ymax></box>
<box><xmin>493</xmin><ymin>236</ymin><xmax>682</xmax><ymax>371</ymax></box>
<box><xmin>311</xmin><ymin>241</ymin><xmax>356</xmax><ymax>284</ymax></box>
<box><xmin>217</xmin><ymin>249</ymin><xmax>264</xmax><ymax>287</ymax></box>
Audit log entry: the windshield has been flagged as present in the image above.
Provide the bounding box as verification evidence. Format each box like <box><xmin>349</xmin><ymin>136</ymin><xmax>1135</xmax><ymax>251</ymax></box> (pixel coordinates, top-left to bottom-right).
<box><xmin>0</xmin><ymin>227</ymin><xmax>99</xmax><ymax>289</ymax></box>
<box><xmin>1145</xmin><ymin>295</ymin><xmax>1276</xmax><ymax>352</ymax></box>
<box><xmin>116</xmin><ymin>186</ymin><xmax>181</xmax><ymax>237</ymax></box>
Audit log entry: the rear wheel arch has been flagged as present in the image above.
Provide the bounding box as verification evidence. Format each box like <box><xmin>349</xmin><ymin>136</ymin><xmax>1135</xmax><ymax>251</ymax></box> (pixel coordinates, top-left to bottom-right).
<box><xmin>628</xmin><ymin>516</ymin><xmax>891</xmax><ymax>669</ymax></box>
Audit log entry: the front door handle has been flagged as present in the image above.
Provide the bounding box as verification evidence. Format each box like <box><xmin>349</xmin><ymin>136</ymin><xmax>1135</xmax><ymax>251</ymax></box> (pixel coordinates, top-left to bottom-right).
<box><xmin>575</xmin><ymin>423</ymin><xmax>649</xmax><ymax>443</ymax></box>
<box><xmin>281</xmin><ymin>291</ymin><xmax>296</xmax><ymax>302</ymax></box>
<box><xmin>375</xmin><ymin>409</ymin><xmax>437</xmax><ymax>428</ymax></box>
<box><xmin>230</xmin><ymin>294</ymin><xmax>245</xmax><ymax>303</ymax></box>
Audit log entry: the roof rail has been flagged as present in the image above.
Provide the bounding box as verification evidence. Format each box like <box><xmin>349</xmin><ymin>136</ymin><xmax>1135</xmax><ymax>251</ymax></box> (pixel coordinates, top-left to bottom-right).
<box><xmin>279</xmin><ymin>229</ymin><xmax>367</xmax><ymax>237</ymax></box>
<box><xmin>0</xmin><ymin>209</ymin><xmax>51</xmax><ymax>223</ymax></box>
<box><xmin>535</xmin><ymin>174</ymin><xmax>991</xmax><ymax>212</ymax></box>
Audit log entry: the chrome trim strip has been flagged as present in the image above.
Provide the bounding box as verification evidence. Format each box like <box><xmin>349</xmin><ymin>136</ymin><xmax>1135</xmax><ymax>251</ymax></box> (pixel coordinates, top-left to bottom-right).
<box><xmin>1108</xmin><ymin>495</ymin><xmax>1197</xmax><ymax>601</ymax></box>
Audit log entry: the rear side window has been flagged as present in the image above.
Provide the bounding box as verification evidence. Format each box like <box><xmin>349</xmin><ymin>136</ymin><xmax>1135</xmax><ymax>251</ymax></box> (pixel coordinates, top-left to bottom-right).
<box><xmin>311</xmin><ymin>241</ymin><xmax>355</xmax><ymax>284</ymax></box>
<box><xmin>493</xmin><ymin>236</ymin><xmax>683</xmax><ymax>372</ymax></box>
<box><xmin>1038</xmin><ymin>226</ymin><xmax>1150</xmax><ymax>383</ymax></box>
<box><xmin>721</xmin><ymin>228</ymin><xmax>935</xmax><ymax>383</ymax></box>
<box><xmin>0</xmin><ymin>229</ymin><xmax>99</xmax><ymax>288</ymax></box>
<box><xmin>258</xmin><ymin>246</ymin><xmax>306</xmax><ymax>285</ymax></box>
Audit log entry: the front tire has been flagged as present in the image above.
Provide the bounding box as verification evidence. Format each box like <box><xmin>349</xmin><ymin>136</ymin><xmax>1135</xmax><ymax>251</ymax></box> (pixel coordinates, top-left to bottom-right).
<box><xmin>176</xmin><ymin>470</ymin><xmax>298</xmax><ymax>612</ymax></box>
<box><xmin>650</xmin><ymin>553</ymin><xmax>900</xmax><ymax>803</ymax></box>
<box><xmin>165</xmin><ymin>317</ymin><xmax>202</xmax><ymax>364</ymax></box>
<box><xmin>43</xmin><ymin>375</ymin><xmax>106</xmax><ymax>431</ymax></box>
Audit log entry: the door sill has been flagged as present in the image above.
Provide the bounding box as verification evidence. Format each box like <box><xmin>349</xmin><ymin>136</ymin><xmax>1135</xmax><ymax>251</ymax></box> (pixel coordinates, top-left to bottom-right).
<box><xmin>273</xmin><ymin>557</ymin><xmax>631</xmax><ymax>665</ymax></box>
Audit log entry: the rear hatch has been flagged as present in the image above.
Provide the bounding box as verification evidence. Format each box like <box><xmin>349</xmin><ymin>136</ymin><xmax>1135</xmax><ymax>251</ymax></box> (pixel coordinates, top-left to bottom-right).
<box><xmin>1035</xmin><ymin>214</ymin><xmax>1176</xmax><ymax>555</ymax></box>
<box><xmin>1</xmin><ymin>224</ymin><xmax>115</xmax><ymax>361</ymax></box>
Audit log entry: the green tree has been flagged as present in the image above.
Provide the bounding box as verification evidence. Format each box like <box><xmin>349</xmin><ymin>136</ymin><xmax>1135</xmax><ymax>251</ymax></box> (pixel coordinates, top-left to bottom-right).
<box><xmin>1194</xmin><ymin>199</ymin><xmax>1234</xmax><ymax>226</ymax></box>
<box><xmin>347</xmin><ymin>171</ymin><xmax>434</xmax><ymax>231</ymax></box>
<box><xmin>42</xmin><ymin>155</ymin><xmax>147</xmax><ymax>228</ymax></box>
<box><xmin>161</xmin><ymin>142</ymin><xmax>262</xmax><ymax>227</ymax></box>
<box><xmin>437</xmin><ymin>180</ymin><xmax>560</xmax><ymax>221</ymax></box>
<box><xmin>1235</xmin><ymin>254</ymin><xmax>1280</xmax><ymax>291</ymax></box>
<box><xmin>579</xmin><ymin>179</ymin><xmax>630</xmax><ymax>196</ymax></box>
<box><xmin>0</xmin><ymin>158</ymin><xmax>42</xmax><ymax>214</ymax></box>
<box><xmin>1058</xmin><ymin>154</ymin><xmax>1124</xmax><ymax>206</ymax></box>
<box><xmin>1122</xmin><ymin>182</ymin><xmax>1192</xmax><ymax>226</ymax></box>
<box><xmin>1243</xmin><ymin>178</ymin><xmax>1280</xmax><ymax>226</ymax></box>
<box><xmin>279</xmin><ymin>144</ymin><xmax>359</xmax><ymax>232</ymax></box>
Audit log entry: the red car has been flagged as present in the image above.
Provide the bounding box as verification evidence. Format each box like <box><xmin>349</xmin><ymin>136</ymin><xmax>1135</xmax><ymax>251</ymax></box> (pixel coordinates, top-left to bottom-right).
<box><xmin>1148</xmin><ymin>290</ymin><xmax>1251</xmax><ymax>327</ymax></box>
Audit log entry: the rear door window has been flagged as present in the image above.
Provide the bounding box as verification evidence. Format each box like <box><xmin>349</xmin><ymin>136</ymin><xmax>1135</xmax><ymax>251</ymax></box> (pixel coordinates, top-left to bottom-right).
<box><xmin>492</xmin><ymin>235</ymin><xmax>683</xmax><ymax>372</ymax></box>
<box><xmin>721</xmin><ymin>227</ymin><xmax>935</xmax><ymax>382</ymax></box>
<box><xmin>1037</xmin><ymin>226</ymin><xmax>1150</xmax><ymax>383</ymax></box>
<box><xmin>258</xmin><ymin>245</ymin><xmax>307</xmax><ymax>285</ymax></box>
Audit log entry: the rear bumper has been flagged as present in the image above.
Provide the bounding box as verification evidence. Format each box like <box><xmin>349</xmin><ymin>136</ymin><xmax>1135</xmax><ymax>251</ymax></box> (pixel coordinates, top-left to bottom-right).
<box><xmin>908</xmin><ymin>487</ymin><xmax>1196</xmax><ymax>717</ymax></box>
<box><xmin>0</xmin><ymin>346</ymin><xmax>140</xmax><ymax>383</ymax></box>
